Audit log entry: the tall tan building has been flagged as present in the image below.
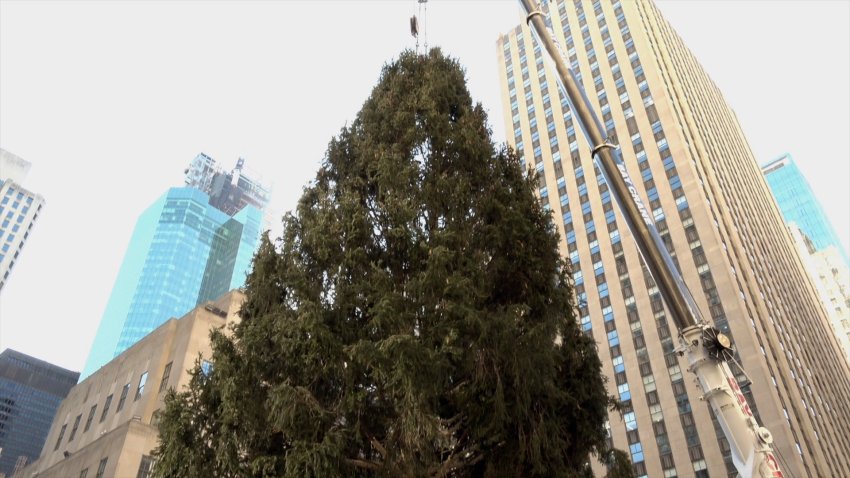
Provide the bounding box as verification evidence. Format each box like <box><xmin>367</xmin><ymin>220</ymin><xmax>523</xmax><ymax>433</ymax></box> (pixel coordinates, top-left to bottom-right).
<box><xmin>788</xmin><ymin>224</ymin><xmax>850</xmax><ymax>360</ymax></box>
<box><xmin>497</xmin><ymin>1</ymin><xmax>850</xmax><ymax>476</ymax></box>
<box><xmin>14</xmin><ymin>291</ymin><xmax>244</xmax><ymax>478</ymax></box>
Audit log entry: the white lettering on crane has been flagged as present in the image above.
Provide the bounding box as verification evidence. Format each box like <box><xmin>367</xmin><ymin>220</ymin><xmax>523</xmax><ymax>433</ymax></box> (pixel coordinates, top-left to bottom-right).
<box><xmin>616</xmin><ymin>162</ymin><xmax>653</xmax><ymax>226</ymax></box>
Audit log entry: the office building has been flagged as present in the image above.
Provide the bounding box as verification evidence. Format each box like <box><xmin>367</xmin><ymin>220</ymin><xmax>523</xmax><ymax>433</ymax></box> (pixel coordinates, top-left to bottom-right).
<box><xmin>762</xmin><ymin>153</ymin><xmax>849</xmax><ymax>266</ymax></box>
<box><xmin>14</xmin><ymin>291</ymin><xmax>245</xmax><ymax>478</ymax></box>
<box><xmin>788</xmin><ymin>224</ymin><xmax>850</xmax><ymax>359</ymax></box>
<box><xmin>81</xmin><ymin>155</ymin><xmax>268</xmax><ymax>379</ymax></box>
<box><xmin>762</xmin><ymin>154</ymin><xmax>850</xmax><ymax>360</ymax></box>
<box><xmin>497</xmin><ymin>1</ymin><xmax>850</xmax><ymax>476</ymax></box>
<box><xmin>0</xmin><ymin>149</ymin><xmax>45</xmax><ymax>293</ymax></box>
<box><xmin>0</xmin><ymin>350</ymin><xmax>78</xmax><ymax>478</ymax></box>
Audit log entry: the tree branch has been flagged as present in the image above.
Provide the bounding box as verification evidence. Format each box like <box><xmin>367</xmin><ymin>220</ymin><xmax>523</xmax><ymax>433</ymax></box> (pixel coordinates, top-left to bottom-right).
<box><xmin>346</xmin><ymin>458</ymin><xmax>382</xmax><ymax>471</ymax></box>
<box><xmin>430</xmin><ymin>445</ymin><xmax>482</xmax><ymax>478</ymax></box>
<box><xmin>370</xmin><ymin>436</ymin><xmax>388</xmax><ymax>459</ymax></box>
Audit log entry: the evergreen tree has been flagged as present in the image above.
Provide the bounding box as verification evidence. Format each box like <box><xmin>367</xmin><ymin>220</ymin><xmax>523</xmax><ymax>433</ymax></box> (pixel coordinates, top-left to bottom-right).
<box><xmin>154</xmin><ymin>49</ymin><xmax>626</xmax><ymax>478</ymax></box>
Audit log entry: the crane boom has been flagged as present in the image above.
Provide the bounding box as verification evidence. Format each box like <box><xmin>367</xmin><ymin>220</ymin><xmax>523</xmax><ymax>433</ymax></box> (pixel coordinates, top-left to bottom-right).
<box><xmin>516</xmin><ymin>1</ymin><xmax>783</xmax><ymax>476</ymax></box>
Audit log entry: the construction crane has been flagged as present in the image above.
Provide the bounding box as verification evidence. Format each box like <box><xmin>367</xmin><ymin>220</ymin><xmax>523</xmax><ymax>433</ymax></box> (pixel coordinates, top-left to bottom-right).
<box><xmin>410</xmin><ymin>0</ymin><xmax>428</xmax><ymax>55</ymax></box>
<box><xmin>516</xmin><ymin>1</ymin><xmax>784</xmax><ymax>476</ymax></box>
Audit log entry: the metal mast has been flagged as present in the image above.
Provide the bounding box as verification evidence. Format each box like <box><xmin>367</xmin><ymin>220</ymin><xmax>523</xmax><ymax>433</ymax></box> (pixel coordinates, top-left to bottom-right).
<box><xmin>410</xmin><ymin>0</ymin><xmax>429</xmax><ymax>55</ymax></box>
<box><xmin>516</xmin><ymin>1</ymin><xmax>784</xmax><ymax>476</ymax></box>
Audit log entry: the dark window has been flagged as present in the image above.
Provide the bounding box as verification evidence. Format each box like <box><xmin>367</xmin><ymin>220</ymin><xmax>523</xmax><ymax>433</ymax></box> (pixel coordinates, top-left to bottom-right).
<box><xmin>137</xmin><ymin>455</ymin><xmax>155</xmax><ymax>478</ymax></box>
<box><xmin>100</xmin><ymin>394</ymin><xmax>113</xmax><ymax>422</ymax></box>
<box><xmin>117</xmin><ymin>383</ymin><xmax>131</xmax><ymax>412</ymax></box>
<box><xmin>80</xmin><ymin>469</ymin><xmax>89</xmax><ymax>478</ymax></box>
<box><xmin>69</xmin><ymin>414</ymin><xmax>82</xmax><ymax>441</ymax></box>
<box><xmin>159</xmin><ymin>361</ymin><xmax>173</xmax><ymax>393</ymax></box>
<box><xmin>653</xmin><ymin>419</ymin><xmax>666</xmax><ymax>436</ymax></box>
<box><xmin>84</xmin><ymin>404</ymin><xmax>97</xmax><ymax>432</ymax></box>
<box><xmin>54</xmin><ymin>424</ymin><xmax>67</xmax><ymax>450</ymax></box>
<box><xmin>96</xmin><ymin>457</ymin><xmax>109</xmax><ymax>478</ymax></box>
<box><xmin>689</xmin><ymin>445</ymin><xmax>704</xmax><ymax>461</ymax></box>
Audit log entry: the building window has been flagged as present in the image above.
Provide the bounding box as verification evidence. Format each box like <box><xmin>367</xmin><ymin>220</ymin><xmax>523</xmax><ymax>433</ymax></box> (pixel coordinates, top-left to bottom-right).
<box><xmin>624</xmin><ymin>412</ymin><xmax>637</xmax><ymax>431</ymax></box>
<box><xmin>100</xmin><ymin>394</ymin><xmax>113</xmax><ymax>422</ymax></box>
<box><xmin>649</xmin><ymin>404</ymin><xmax>663</xmax><ymax>423</ymax></box>
<box><xmin>629</xmin><ymin>442</ymin><xmax>644</xmax><ymax>463</ymax></box>
<box><xmin>69</xmin><ymin>414</ymin><xmax>82</xmax><ymax>441</ymax></box>
<box><xmin>135</xmin><ymin>371</ymin><xmax>148</xmax><ymax>400</ymax></box>
<box><xmin>96</xmin><ymin>457</ymin><xmax>109</xmax><ymax>478</ymax></box>
<box><xmin>84</xmin><ymin>404</ymin><xmax>97</xmax><ymax>432</ymax></box>
<box><xmin>117</xmin><ymin>383</ymin><xmax>131</xmax><ymax>412</ymax></box>
<box><xmin>54</xmin><ymin>423</ymin><xmax>67</xmax><ymax>450</ymax></box>
<box><xmin>159</xmin><ymin>361</ymin><xmax>173</xmax><ymax>393</ymax></box>
<box><xmin>80</xmin><ymin>469</ymin><xmax>89</xmax><ymax>478</ymax></box>
<box><xmin>617</xmin><ymin>382</ymin><xmax>631</xmax><ymax>401</ymax></box>
<box><xmin>692</xmin><ymin>459</ymin><xmax>708</xmax><ymax>478</ymax></box>
<box><xmin>137</xmin><ymin>455</ymin><xmax>155</xmax><ymax>478</ymax></box>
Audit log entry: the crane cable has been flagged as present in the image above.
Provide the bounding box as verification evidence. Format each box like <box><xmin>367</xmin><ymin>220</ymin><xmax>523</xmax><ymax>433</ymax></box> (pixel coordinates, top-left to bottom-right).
<box><xmin>409</xmin><ymin>0</ymin><xmax>428</xmax><ymax>55</ymax></box>
<box><xmin>419</xmin><ymin>0</ymin><xmax>428</xmax><ymax>52</ymax></box>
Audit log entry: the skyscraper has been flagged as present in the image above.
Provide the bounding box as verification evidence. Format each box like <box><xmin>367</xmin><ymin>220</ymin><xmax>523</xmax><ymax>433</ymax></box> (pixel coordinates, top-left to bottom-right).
<box><xmin>762</xmin><ymin>153</ymin><xmax>849</xmax><ymax>266</ymax></box>
<box><xmin>497</xmin><ymin>1</ymin><xmax>850</xmax><ymax>476</ymax></box>
<box><xmin>0</xmin><ymin>149</ymin><xmax>44</xmax><ymax>293</ymax></box>
<box><xmin>81</xmin><ymin>154</ymin><xmax>268</xmax><ymax>379</ymax></box>
<box><xmin>0</xmin><ymin>349</ymin><xmax>78</xmax><ymax>478</ymax></box>
<box><xmin>787</xmin><ymin>224</ymin><xmax>850</xmax><ymax>359</ymax></box>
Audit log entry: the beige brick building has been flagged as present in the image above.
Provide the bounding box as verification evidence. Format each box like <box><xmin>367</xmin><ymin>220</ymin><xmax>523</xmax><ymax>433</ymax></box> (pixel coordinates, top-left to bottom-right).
<box><xmin>787</xmin><ymin>224</ymin><xmax>850</xmax><ymax>360</ymax></box>
<box><xmin>497</xmin><ymin>0</ymin><xmax>850</xmax><ymax>476</ymax></box>
<box><xmin>14</xmin><ymin>291</ymin><xmax>244</xmax><ymax>478</ymax></box>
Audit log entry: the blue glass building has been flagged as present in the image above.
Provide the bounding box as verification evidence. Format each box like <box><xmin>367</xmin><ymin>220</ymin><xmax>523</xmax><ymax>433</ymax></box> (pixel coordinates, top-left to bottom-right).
<box><xmin>761</xmin><ymin>154</ymin><xmax>849</xmax><ymax>265</ymax></box>
<box><xmin>82</xmin><ymin>156</ymin><xmax>267</xmax><ymax>380</ymax></box>
<box><xmin>0</xmin><ymin>349</ymin><xmax>78</xmax><ymax>476</ymax></box>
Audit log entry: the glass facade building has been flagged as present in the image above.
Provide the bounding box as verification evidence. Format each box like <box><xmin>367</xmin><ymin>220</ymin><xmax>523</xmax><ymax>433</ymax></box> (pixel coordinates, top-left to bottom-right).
<box><xmin>497</xmin><ymin>1</ymin><xmax>850</xmax><ymax>476</ymax></box>
<box><xmin>184</xmin><ymin>153</ymin><xmax>271</xmax><ymax>217</ymax></box>
<box><xmin>0</xmin><ymin>349</ymin><xmax>79</xmax><ymax>477</ymax></box>
<box><xmin>762</xmin><ymin>153</ymin><xmax>849</xmax><ymax>266</ymax></box>
<box><xmin>82</xmin><ymin>155</ymin><xmax>268</xmax><ymax>380</ymax></box>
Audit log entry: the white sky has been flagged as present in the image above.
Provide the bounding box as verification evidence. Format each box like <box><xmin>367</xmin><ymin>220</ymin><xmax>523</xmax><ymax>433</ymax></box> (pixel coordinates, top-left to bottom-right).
<box><xmin>0</xmin><ymin>1</ymin><xmax>847</xmax><ymax>372</ymax></box>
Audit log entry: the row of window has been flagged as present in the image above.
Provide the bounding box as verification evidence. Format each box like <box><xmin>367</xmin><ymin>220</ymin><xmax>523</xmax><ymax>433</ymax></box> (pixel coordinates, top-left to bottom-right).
<box><xmin>73</xmin><ymin>454</ymin><xmax>154</xmax><ymax>478</ymax></box>
<box><xmin>54</xmin><ymin>364</ymin><xmax>172</xmax><ymax>452</ymax></box>
<box><xmin>76</xmin><ymin>456</ymin><xmax>108</xmax><ymax>478</ymax></box>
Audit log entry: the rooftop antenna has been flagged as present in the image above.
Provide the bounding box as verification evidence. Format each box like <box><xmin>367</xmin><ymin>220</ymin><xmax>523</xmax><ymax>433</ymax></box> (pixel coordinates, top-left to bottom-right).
<box><xmin>409</xmin><ymin>0</ymin><xmax>428</xmax><ymax>54</ymax></box>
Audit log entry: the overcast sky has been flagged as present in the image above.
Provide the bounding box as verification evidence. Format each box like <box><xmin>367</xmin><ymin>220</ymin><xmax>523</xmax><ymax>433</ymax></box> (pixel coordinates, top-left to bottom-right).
<box><xmin>1</xmin><ymin>1</ymin><xmax>847</xmax><ymax>372</ymax></box>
